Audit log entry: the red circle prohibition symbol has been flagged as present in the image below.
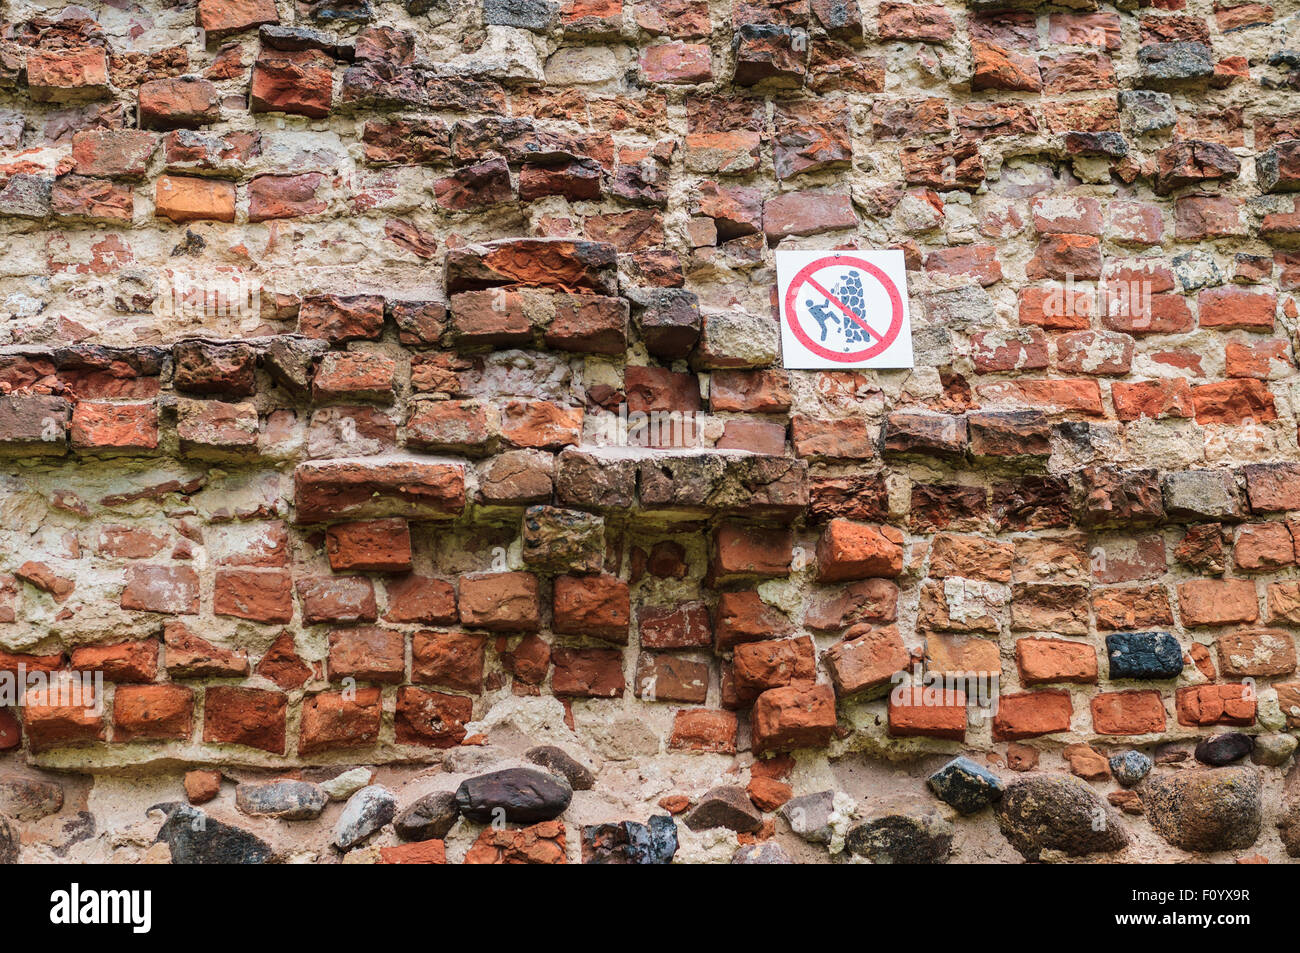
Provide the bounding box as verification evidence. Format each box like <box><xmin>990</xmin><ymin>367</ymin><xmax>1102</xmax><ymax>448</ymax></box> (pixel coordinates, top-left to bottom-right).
<box><xmin>784</xmin><ymin>254</ymin><xmax>904</xmax><ymax>363</ymax></box>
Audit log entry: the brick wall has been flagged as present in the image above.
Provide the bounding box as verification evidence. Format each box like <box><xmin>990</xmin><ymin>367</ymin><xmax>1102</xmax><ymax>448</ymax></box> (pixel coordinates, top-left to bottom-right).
<box><xmin>0</xmin><ymin>0</ymin><xmax>1297</xmax><ymax>864</ymax></box>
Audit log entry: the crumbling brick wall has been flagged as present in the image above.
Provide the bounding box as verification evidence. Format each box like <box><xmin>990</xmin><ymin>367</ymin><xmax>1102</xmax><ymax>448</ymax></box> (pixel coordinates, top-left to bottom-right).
<box><xmin>0</xmin><ymin>0</ymin><xmax>1298</xmax><ymax>864</ymax></box>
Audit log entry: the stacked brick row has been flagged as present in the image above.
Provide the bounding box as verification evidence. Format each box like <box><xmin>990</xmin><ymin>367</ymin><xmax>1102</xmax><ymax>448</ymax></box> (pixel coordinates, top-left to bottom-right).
<box><xmin>0</xmin><ymin>0</ymin><xmax>1299</xmax><ymax>861</ymax></box>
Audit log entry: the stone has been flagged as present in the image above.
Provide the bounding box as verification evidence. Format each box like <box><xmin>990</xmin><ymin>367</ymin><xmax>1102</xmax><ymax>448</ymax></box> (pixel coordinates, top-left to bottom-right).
<box><xmin>994</xmin><ymin>776</ymin><xmax>1128</xmax><ymax>861</ymax></box>
<box><xmin>394</xmin><ymin>791</ymin><xmax>460</xmax><ymax>840</ymax></box>
<box><xmin>1195</xmin><ymin>733</ymin><xmax>1254</xmax><ymax>766</ymax></box>
<box><xmin>779</xmin><ymin>791</ymin><xmax>838</xmax><ymax>843</ymax></box>
<box><xmin>155</xmin><ymin>804</ymin><xmax>272</xmax><ymax>864</ymax></box>
<box><xmin>521</xmin><ymin>506</ymin><xmax>605</xmax><ymax>573</ymax></box>
<box><xmin>455</xmin><ymin>768</ymin><xmax>572</xmax><ymax>824</ymax></box>
<box><xmin>334</xmin><ymin>785</ymin><xmax>397</xmax><ymax>850</ymax></box>
<box><xmin>1251</xmin><ymin>733</ymin><xmax>1296</xmax><ymax>766</ymax></box>
<box><xmin>845</xmin><ymin>814</ymin><xmax>954</xmax><ymax>864</ymax></box>
<box><xmin>927</xmin><ymin>757</ymin><xmax>1004</xmax><ymax>814</ymax></box>
<box><xmin>1106</xmin><ymin>632</ymin><xmax>1184</xmax><ymax>680</ymax></box>
<box><xmin>731</xmin><ymin>842</ymin><xmax>793</xmax><ymax>863</ymax></box>
<box><xmin>1110</xmin><ymin>751</ymin><xmax>1153</xmax><ymax>787</ymax></box>
<box><xmin>1140</xmin><ymin>768</ymin><xmax>1261</xmax><ymax>851</ymax></box>
<box><xmin>684</xmin><ymin>785</ymin><xmax>763</xmax><ymax>832</ymax></box>
<box><xmin>235</xmin><ymin>780</ymin><xmax>328</xmax><ymax>820</ymax></box>
<box><xmin>526</xmin><ymin>745</ymin><xmax>595</xmax><ymax>791</ymax></box>
<box><xmin>321</xmin><ymin>768</ymin><xmax>372</xmax><ymax>801</ymax></box>
<box><xmin>0</xmin><ymin>776</ymin><xmax>63</xmax><ymax>821</ymax></box>
<box><xmin>581</xmin><ymin>816</ymin><xmax>678</xmax><ymax>863</ymax></box>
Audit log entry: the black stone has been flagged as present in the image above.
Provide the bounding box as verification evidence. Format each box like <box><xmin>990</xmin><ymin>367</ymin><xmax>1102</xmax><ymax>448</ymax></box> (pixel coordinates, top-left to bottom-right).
<box><xmin>1106</xmin><ymin>632</ymin><xmax>1184</xmax><ymax>679</ymax></box>
<box><xmin>526</xmin><ymin>745</ymin><xmax>595</xmax><ymax>791</ymax></box>
<box><xmin>846</xmin><ymin>814</ymin><xmax>953</xmax><ymax>864</ymax></box>
<box><xmin>394</xmin><ymin>791</ymin><xmax>460</xmax><ymax>841</ymax></box>
<box><xmin>582</xmin><ymin>816</ymin><xmax>678</xmax><ymax>864</ymax></box>
<box><xmin>455</xmin><ymin>768</ymin><xmax>572</xmax><ymax>824</ymax></box>
<box><xmin>154</xmin><ymin>805</ymin><xmax>272</xmax><ymax>864</ymax></box>
<box><xmin>1195</xmin><ymin>732</ymin><xmax>1254</xmax><ymax>766</ymax></box>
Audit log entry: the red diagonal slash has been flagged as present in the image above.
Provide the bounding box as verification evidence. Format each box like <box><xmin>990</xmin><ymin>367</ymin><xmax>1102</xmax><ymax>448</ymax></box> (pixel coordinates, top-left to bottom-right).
<box><xmin>804</xmin><ymin>275</ymin><xmax>884</xmax><ymax>342</ymax></box>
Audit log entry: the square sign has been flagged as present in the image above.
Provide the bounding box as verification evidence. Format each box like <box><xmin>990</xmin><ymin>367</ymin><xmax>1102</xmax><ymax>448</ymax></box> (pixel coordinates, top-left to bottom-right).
<box><xmin>776</xmin><ymin>249</ymin><xmax>914</xmax><ymax>369</ymax></box>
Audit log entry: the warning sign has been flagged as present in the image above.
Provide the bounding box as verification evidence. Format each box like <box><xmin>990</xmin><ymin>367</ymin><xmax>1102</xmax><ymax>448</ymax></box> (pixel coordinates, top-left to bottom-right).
<box><xmin>776</xmin><ymin>249</ymin><xmax>914</xmax><ymax>369</ymax></box>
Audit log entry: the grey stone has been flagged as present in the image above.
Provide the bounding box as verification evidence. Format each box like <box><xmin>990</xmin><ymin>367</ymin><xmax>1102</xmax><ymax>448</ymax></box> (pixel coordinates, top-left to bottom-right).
<box><xmin>780</xmin><ymin>791</ymin><xmax>836</xmax><ymax>843</ymax></box>
<box><xmin>1140</xmin><ymin>767</ymin><xmax>1261</xmax><ymax>851</ymax></box>
<box><xmin>923</xmin><ymin>284</ymin><xmax>996</xmax><ymax>331</ymax></box>
<box><xmin>394</xmin><ymin>791</ymin><xmax>460</xmax><ymax>841</ymax></box>
<box><xmin>455</xmin><ymin>768</ymin><xmax>572</xmax><ymax>824</ymax></box>
<box><xmin>265</xmin><ymin>335</ymin><xmax>328</xmax><ymax>396</ymax></box>
<box><xmin>1195</xmin><ymin>732</ymin><xmax>1254</xmax><ymax>766</ymax></box>
<box><xmin>1137</xmin><ymin>42</ymin><xmax>1215</xmax><ymax>84</ymax></box>
<box><xmin>1161</xmin><ymin>470</ymin><xmax>1241</xmax><ymax>522</ymax></box>
<box><xmin>684</xmin><ymin>785</ymin><xmax>763</xmax><ymax>833</ymax></box>
<box><xmin>0</xmin><ymin>776</ymin><xmax>63</xmax><ymax>821</ymax></box>
<box><xmin>483</xmin><ymin>0</ymin><xmax>559</xmax><ymax>31</ymax></box>
<box><xmin>0</xmin><ymin>816</ymin><xmax>17</xmax><ymax>864</ymax></box>
<box><xmin>521</xmin><ymin>506</ymin><xmax>605</xmax><ymax>574</ymax></box>
<box><xmin>235</xmin><ymin>780</ymin><xmax>328</xmax><ymax>820</ymax></box>
<box><xmin>927</xmin><ymin>757</ymin><xmax>1004</xmax><ymax>814</ymax></box>
<box><xmin>582</xmin><ymin>815</ymin><xmax>678</xmax><ymax>863</ymax></box>
<box><xmin>1252</xmin><ymin>733</ymin><xmax>1297</xmax><ymax>766</ymax></box>
<box><xmin>334</xmin><ymin>785</ymin><xmax>396</xmax><ymax>850</ymax></box>
<box><xmin>1119</xmin><ymin>90</ymin><xmax>1175</xmax><ymax>134</ymax></box>
<box><xmin>154</xmin><ymin>804</ymin><xmax>272</xmax><ymax>864</ymax></box>
<box><xmin>846</xmin><ymin>813</ymin><xmax>953</xmax><ymax>864</ymax></box>
<box><xmin>695</xmin><ymin>310</ymin><xmax>780</xmax><ymax>369</ymax></box>
<box><xmin>1110</xmin><ymin>751</ymin><xmax>1154</xmax><ymax>787</ymax></box>
<box><xmin>1257</xmin><ymin>141</ymin><xmax>1300</xmax><ymax>193</ymax></box>
<box><xmin>526</xmin><ymin>745</ymin><xmax>596</xmax><ymax>791</ymax></box>
<box><xmin>0</xmin><ymin>174</ymin><xmax>52</xmax><ymax>219</ymax></box>
<box><xmin>1172</xmin><ymin>250</ymin><xmax>1224</xmax><ymax>292</ymax></box>
<box><xmin>731</xmin><ymin>842</ymin><xmax>793</xmax><ymax>863</ymax></box>
<box><xmin>320</xmin><ymin>767</ymin><xmax>372</xmax><ymax>801</ymax></box>
<box><xmin>627</xmin><ymin>287</ymin><xmax>701</xmax><ymax>360</ymax></box>
<box><xmin>994</xmin><ymin>776</ymin><xmax>1128</xmax><ymax>861</ymax></box>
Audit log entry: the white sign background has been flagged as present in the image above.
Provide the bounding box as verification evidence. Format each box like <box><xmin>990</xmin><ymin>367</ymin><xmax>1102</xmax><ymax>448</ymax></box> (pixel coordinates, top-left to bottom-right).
<box><xmin>776</xmin><ymin>249</ymin><xmax>914</xmax><ymax>370</ymax></box>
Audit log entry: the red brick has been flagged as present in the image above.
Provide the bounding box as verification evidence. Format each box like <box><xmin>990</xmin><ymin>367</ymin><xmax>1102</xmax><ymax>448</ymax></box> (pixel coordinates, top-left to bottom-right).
<box><xmin>669</xmin><ymin>708</ymin><xmax>738</xmax><ymax>752</ymax></box>
<box><xmin>1091</xmin><ymin>690</ymin><xmax>1167</xmax><ymax>735</ymax></box>
<box><xmin>198</xmin><ymin>0</ymin><xmax>279</xmax><ymax>37</ymax></box>
<box><xmin>638</xmin><ymin>602</ymin><xmax>712</xmax><ymax>649</ymax></box>
<box><xmin>384</xmin><ymin>575</ymin><xmax>457</xmax><ymax>624</ymax></box>
<box><xmin>992</xmin><ymin>690</ymin><xmax>1073</xmax><ymax>740</ymax></box>
<box><xmin>202</xmin><ymin>686</ymin><xmax>286</xmax><ymax>753</ymax></box>
<box><xmin>296</xmin><ymin>576</ymin><xmax>378</xmax><ymax>625</ymax></box>
<box><xmin>816</xmin><ymin>519</ymin><xmax>904</xmax><ymax>582</ymax></box>
<box><xmin>1179</xmin><ymin>578</ymin><xmax>1259</xmax><ymax>627</ymax></box>
<box><xmin>70</xmin><ymin>640</ymin><xmax>158</xmax><ymax>683</ymax></box>
<box><xmin>395</xmin><ymin>687</ymin><xmax>473</xmax><ymax>747</ymax></box>
<box><xmin>325</xmin><ymin>625</ymin><xmax>404</xmax><ymax>685</ymax></box>
<box><xmin>214</xmin><ymin>569</ymin><xmax>293</xmax><ymax>623</ymax></box>
<box><xmin>459</xmin><ymin>571</ymin><xmax>540</xmax><ymax>631</ymax></box>
<box><xmin>1198</xmin><ymin>286</ymin><xmax>1276</xmax><ymax>331</ymax></box>
<box><xmin>553</xmin><ymin>573</ymin><xmax>630</xmax><ymax>643</ymax></box>
<box><xmin>1014</xmin><ymin>638</ymin><xmax>1098</xmax><ymax>685</ymax></box>
<box><xmin>888</xmin><ymin>685</ymin><xmax>967</xmax><ymax>740</ymax></box>
<box><xmin>120</xmin><ymin>565</ymin><xmax>199</xmax><ymax>615</ymax></box>
<box><xmin>70</xmin><ymin>402</ymin><xmax>159</xmax><ymax>450</ymax></box>
<box><xmin>412</xmin><ymin>630</ymin><xmax>486</xmax><ymax>692</ymax></box>
<box><xmin>299</xmin><ymin>687</ymin><xmax>382</xmax><ymax>753</ymax></box>
<box><xmin>551</xmin><ymin>647</ymin><xmax>625</xmax><ymax>698</ymax></box>
<box><xmin>113</xmin><ymin>684</ymin><xmax>193</xmax><ymax>741</ymax></box>
<box><xmin>751</xmin><ymin>683</ymin><xmax>837</xmax><ymax>753</ymax></box>
<box><xmin>22</xmin><ymin>677</ymin><xmax>105</xmax><ymax>752</ymax></box>
<box><xmin>325</xmin><ymin>518</ymin><xmax>412</xmax><ymax>573</ymax></box>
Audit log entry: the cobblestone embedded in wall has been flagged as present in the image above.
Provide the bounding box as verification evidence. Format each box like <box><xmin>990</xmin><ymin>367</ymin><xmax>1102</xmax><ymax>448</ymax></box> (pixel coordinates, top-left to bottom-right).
<box><xmin>0</xmin><ymin>0</ymin><xmax>1298</xmax><ymax>864</ymax></box>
